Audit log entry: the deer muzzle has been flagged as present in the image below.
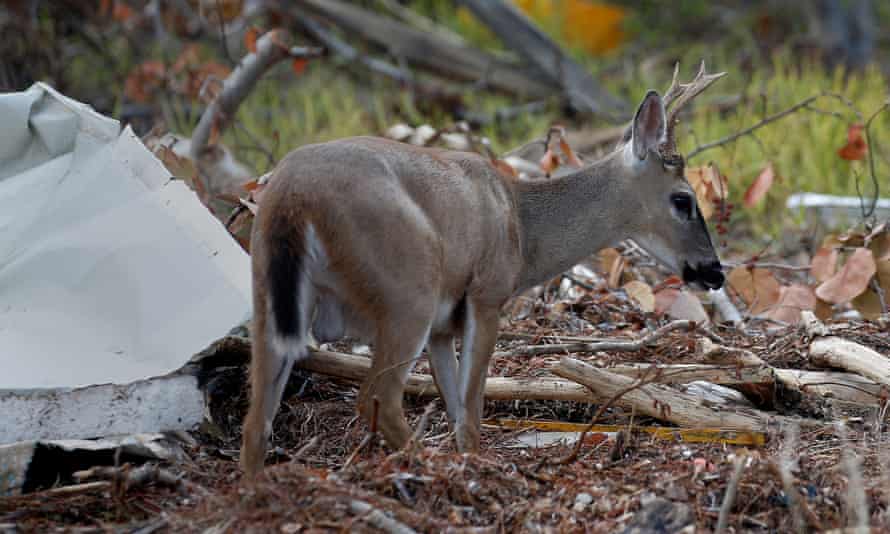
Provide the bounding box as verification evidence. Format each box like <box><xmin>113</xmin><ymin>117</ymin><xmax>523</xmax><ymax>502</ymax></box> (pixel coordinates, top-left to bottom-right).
<box><xmin>682</xmin><ymin>261</ymin><xmax>724</xmax><ymax>290</ymax></box>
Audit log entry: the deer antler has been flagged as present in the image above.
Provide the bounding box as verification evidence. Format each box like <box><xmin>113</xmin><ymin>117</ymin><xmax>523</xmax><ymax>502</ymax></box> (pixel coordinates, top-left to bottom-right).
<box><xmin>661</xmin><ymin>61</ymin><xmax>726</xmax><ymax>155</ymax></box>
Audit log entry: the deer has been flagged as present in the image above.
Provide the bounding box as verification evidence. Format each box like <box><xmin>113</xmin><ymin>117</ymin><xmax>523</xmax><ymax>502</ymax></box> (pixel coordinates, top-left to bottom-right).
<box><xmin>240</xmin><ymin>62</ymin><xmax>727</xmax><ymax>477</ymax></box>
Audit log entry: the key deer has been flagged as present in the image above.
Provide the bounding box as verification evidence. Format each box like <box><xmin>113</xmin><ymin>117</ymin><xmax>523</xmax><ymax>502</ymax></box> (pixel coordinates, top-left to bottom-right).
<box><xmin>241</xmin><ymin>63</ymin><xmax>726</xmax><ymax>477</ymax></box>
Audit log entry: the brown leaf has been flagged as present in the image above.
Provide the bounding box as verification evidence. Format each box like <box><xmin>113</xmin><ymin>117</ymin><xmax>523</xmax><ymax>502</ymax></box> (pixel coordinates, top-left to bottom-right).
<box><xmin>851</xmin><ymin>288</ymin><xmax>884</xmax><ymax>320</ymax></box>
<box><xmin>654</xmin><ymin>287</ymin><xmax>681</xmax><ymax>315</ymax></box>
<box><xmin>292</xmin><ymin>58</ymin><xmax>309</xmax><ymax>76</ymax></box>
<box><xmin>539</xmin><ymin>148</ymin><xmax>559</xmax><ymax>175</ymax></box>
<box><xmin>559</xmin><ymin>137</ymin><xmax>583</xmax><ymax>167</ymax></box>
<box><xmin>112</xmin><ymin>1</ymin><xmax>135</xmax><ymax>22</ymax></box>
<box><xmin>810</xmin><ymin>246</ymin><xmax>838</xmax><ymax>283</ymax></box>
<box><xmin>866</xmin><ymin>224</ymin><xmax>890</xmax><ymax>261</ymax></box>
<box><xmin>623</xmin><ymin>280</ymin><xmax>655</xmax><ymax>313</ymax></box>
<box><xmin>598</xmin><ymin>248</ymin><xmax>625</xmax><ymax>288</ymax></box>
<box><xmin>814</xmin><ymin>247</ymin><xmax>877</xmax><ymax>304</ymax></box>
<box><xmin>124</xmin><ymin>61</ymin><xmax>166</xmax><ymax>103</ymax></box>
<box><xmin>814</xmin><ymin>298</ymin><xmax>834</xmax><ymax>320</ymax></box>
<box><xmin>663</xmin><ymin>290</ymin><xmax>709</xmax><ymax>323</ymax></box>
<box><xmin>492</xmin><ymin>159</ymin><xmax>517</xmax><ymax>177</ymax></box>
<box><xmin>876</xmin><ymin>258</ymin><xmax>890</xmax><ymax>294</ymax></box>
<box><xmin>765</xmin><ymin>284</ymin><xmax>815</xmax><ymax>324</ymax></box>
<box><xmin>838</xmin><ymin>123</ymin><xmax>867</xmax><ymax>161</ymax></box>
<box><xmin>727</xmin><ymin>266</ymin><xmax>781</xmax><ymax>315</ymax></box>
<box><xmin>685</xmin><ymin>163</ymin><xmax>728</xmax><ymax>220</ymax></box>
<box><xmin>244</xmin><ymin>27</ymin><xmax>259</xmax><ymax>53</ymax></box>
<box><xmin>743</xmin><ymin>162</ymin><xmax>774</xmax><ymax>207</ymax></box>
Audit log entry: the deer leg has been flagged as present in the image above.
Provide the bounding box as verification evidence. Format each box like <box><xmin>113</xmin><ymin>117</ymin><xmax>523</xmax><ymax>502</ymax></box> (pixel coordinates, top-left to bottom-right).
<box><xmin>240</xmin><ymin>280</ymin><xmax>313</xmax><ymax>477</ymax></box>
<box><xmin>455</xmin><ymin>301</ymin><xmax>499</xmax><ymax>453</ymax></box>
<box><xmin>358</xmin><ymin>310</ymin><xmax>433</xmax><ymax>449</ymax></box>
<box><xmin>426</xmin><ymin>334</ymin><xmax>460</xmax><ymax>426</ymax></box>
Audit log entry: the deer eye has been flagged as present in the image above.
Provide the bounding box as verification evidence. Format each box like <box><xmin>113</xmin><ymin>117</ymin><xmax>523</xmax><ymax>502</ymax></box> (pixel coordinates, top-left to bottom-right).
<box><xmin>670</xmin><ymin>192</ymin><xmax>694</xmax><ymax>219</ymax></box>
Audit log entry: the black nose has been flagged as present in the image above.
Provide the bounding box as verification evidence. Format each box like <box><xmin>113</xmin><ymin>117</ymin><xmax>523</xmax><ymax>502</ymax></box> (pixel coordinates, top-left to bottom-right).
<box><xmin>682</xmin><ymin>261</ymin><xmax>724</xmax><ymax>290</ymax></box>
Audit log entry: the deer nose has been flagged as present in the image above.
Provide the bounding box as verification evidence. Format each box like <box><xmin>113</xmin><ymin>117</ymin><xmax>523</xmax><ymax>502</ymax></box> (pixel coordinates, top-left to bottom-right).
<box><xmin>682</xmin><ymin>261</ymin><xmax>725</xmax><ymax>290</ymax></box>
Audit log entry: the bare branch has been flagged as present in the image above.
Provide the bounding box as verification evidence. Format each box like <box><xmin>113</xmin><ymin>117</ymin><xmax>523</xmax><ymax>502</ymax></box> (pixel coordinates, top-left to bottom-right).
<box><xmin>688</xmin><ymin>92</ymin><xmax>863</xmax><ymax>160</ymax></box>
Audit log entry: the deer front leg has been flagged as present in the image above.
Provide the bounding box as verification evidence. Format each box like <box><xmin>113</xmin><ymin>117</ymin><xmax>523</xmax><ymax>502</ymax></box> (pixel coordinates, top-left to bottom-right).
<box><xmin>427</xmin><ymin>334</ymin><xmax>460</xmax><ymax>426</ymax></box>
<box><xmin>455</xmin><ymin>301</ymin><xmax>499</xmax><ymax>452</ymax></box>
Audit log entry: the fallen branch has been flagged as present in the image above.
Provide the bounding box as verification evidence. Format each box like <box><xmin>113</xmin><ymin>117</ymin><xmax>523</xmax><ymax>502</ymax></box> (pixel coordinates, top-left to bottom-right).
<box><xmin>773</xmin><ymin>369</ymin><xmax>885</xmax><ymax>405</ymax></box>
<box><xmin>457</xmin><ymin>0</ymin><xmax>627</xmax><ymax>120</ymax></box>
<box><xmin>294</xmin><ymin>0</ymin><xmax>552</xmax><ymax>98</ymax></box>
<box><xmin>349</xmin><ymin>500</ymin><xmax>418</xmax><ymax>534</ymax></box>
<box><xmin>809</xmin><ymin>337</ymin><xmax>890</xmax><ymax>389</ymax></box>
<box><xmin>607</xmin><ymin>363</ymin><xmax>774</xmax><ymax>385</ymax></box>
<box><xmin>301</xmin><ymin>348</ymin><xmax>594</xmax><ymax>401</ymax></box>
<box><xmin>552</xmin><ymin>357</ymin><xmax>809</xmax><ymax>431</ymax></box>
<box><xmin>73</xmin><ymin>464</ymin><xmax>207</xmax><ymax>496</ymax></box>
<box><xmin>492</xmin><ymin>320</ymin><xmax>698</xmax><ymax>358</ymax></box>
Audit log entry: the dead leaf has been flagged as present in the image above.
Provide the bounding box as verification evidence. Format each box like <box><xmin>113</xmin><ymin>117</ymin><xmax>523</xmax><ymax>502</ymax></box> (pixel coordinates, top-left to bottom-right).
<box><xmin>876</xmin><ymin>258</ymin><xmax>890</xmax><ymax>293</ymax></box>
<box><xmin>838</xmin><ymin>123</ymin><xmax>868</xmax><ymax>161</ymax></box>
<box><xmin>598</xmin><ymin>248</ymin><xmax>625</xmax><ymax>288</ymax></box>
<box><xmin>539</xmin><ymin>148</ymin><xmax>559</xmax><ymax>175</ymax></box>
<box><xmin>810</xmin><ymin>246</ymin><xmax>838</xmax><ymax>283</ymax></box>
<box><xmin>559</xmin><ymin>137</ymin><xmax>583</xmax><ymax>167</ymax></box>
<box><xmin>492</xmin><ymin>159</ymin><xmax>517</xmax><ymax>178</ymax></box>
<box><xmin>727</xmin><ymin>267</ymin><xmax>781</xmax><ymax>315</ymax></box>
<box><xmin>199</xmin><ymin>0</ymin><xmax>244</xmax><ymax>24</ymax></box>
<box><xmin>623</xmin><ymin>280</ymin><xmax>655</xmax><ymax>313</ymax></box>
<box><xmin>743</xmin><ymin>163</ymin><xmax>774</xmax><ymax>207</ymax></box>
<box><xmin>851</xmin><ymin>288</ymin><xmax>884</xmax><ymax>320</ymax></box>
<box><xmin>292</xmin><ymin>58</ymin><xmax>309</xmax><ymax>76</ymax></box>
<box><xmin>814</xmin><ymin>298</ymin><xmax>834</xmax><ymax>320</ymax></box>
<box><xmin>244</xmin><ymin>27</ymin><xmax>259</xmax><ymax>53</ymax></box>
<box><xmin>112</xmin><ymin>0</ymin><xmax>135</xmax><ymax>22</ymax></box>
<box><xmin>685</xmin><ymin>163</ymin><xmax>728</xmax><ymax>220</ymax></box>
<box><xmin>866</xmin><ymin>224</ymin><xmax>890</xmax><ymax>261</ymax></box>
<box><xmin>654</xmin><ymin>287</ymin><xmax>681</xmax><ymax>315</ymax></box>
<box><xmin>815</xmin><ymin>247</ymin><xmax>877</xmax><ymax>304</ymax></box>
<box><xmin>663</xmin><ymin>290</ymin><xmax>709</xmax><ymax>323</ymax></box>
<box><xmin>124</xmin><ymin>61</ymin><xmax>166</xmax><ymax>103</ymax></box>
<box><xmin>765</xmin><ymin>284</ymin><xmax>815</xmax><ymax>324</ymax></box>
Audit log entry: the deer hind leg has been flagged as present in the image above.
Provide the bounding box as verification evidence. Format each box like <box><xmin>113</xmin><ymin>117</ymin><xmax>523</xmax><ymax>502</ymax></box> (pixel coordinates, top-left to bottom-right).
<box><xmin>358</xmin><ymin>307</ymin><xmax>434</xmax><ymax>449</ymax></box>
<box><xmin>241</xmin><ymin>240</ymin><xmax>315</xmax><ymax>477</ymax></box>
<box><xmin>455</xmin><ymin>300</ymin><xmax>499</xmax><ymax>453</ymax></box>
<box><xmin>426</xmin><ymin>334</ymin><xmax>460</xmax><ymax>426</ymax></box>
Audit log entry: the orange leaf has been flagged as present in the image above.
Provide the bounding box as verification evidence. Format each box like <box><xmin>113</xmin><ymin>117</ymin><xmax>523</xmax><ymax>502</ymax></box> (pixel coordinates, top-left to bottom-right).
<box><xmin>112</xmin><ymin>1</ymin><xmax>135</xmax><ymax>22</ymax></box>
<box><xmin>810</xmin><ymin>246</ymin><xmax>838</xmax><ymax>283</ymax></box>
<box><xmin>838</xmin><ymin>123</ymin><xmax>867</xmax><ymax>161</ymax></box>
<box><xmin>743</xmin><ymin>162</ymin><xmax>774</xmax><ymax>207</ymax></box>
<box><xmin>727</xmin><ymin>267</ymin><xmax>781</xmax><ymax>315</ymax></box>
<box><xmin>815</xmin><ymin>247</ymin><xmax>877</xmax><ymax>304</ymax></box>
<box><xmin>685</xmin><ymin>163</ymin><xmax>728</xmax><ymax>220</ymax></box>
<box><xmin>244</xmin><ymin>27</ymin><xmax>259</xmax><ymax>53</ymax></box>
<box><xmin>539</xmin><ymin>148</ymin><xmax>559</xmax><ymax>175</ymax></box>
<box><xmin>124</xmin><ymin>61</ymin><xmax>166</xmax><ymax>103</ymax></box>
<box><xmin>492</xmin><ymin>159</ymin><xmax>517</xmax><ymax>177</ymax></box>
<box><xmin>559</xmin><ymin>138</ymin><xmax>583</xmax><ymax>167</ymax></box>
<box><xmin>292</xmin><ymin>58</ymin><xmax>309</xmax><ymax>75</ymax></box>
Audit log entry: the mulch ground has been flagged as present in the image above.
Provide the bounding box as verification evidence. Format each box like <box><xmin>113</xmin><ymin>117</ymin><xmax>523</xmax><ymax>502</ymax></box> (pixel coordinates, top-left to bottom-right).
<box><xmin>2</xmin><ymin>271</ymin><xmax>889</xmax><ymax>533</ymax></box>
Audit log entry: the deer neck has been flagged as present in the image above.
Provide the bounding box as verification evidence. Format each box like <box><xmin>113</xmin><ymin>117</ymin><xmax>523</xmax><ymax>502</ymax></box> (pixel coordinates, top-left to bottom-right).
<box><xmin>514</xmin><ymin>152</ymin><xmax>630</xmax><ymax>291</ymax></box>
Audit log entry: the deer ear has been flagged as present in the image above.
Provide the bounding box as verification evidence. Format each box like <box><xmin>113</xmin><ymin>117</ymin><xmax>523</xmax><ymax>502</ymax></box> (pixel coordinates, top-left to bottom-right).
<box><xmin>631</xmin><ymin>90</ymin><xmax>666</xmax><ymax>160</ymax></box>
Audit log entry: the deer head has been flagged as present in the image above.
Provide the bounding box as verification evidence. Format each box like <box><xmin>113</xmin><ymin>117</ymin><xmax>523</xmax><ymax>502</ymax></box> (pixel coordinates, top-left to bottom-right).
<box><xmin>614</xmin><ymin>61</ymin><xmax>726</xmax><ymax>290</ymax></box>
